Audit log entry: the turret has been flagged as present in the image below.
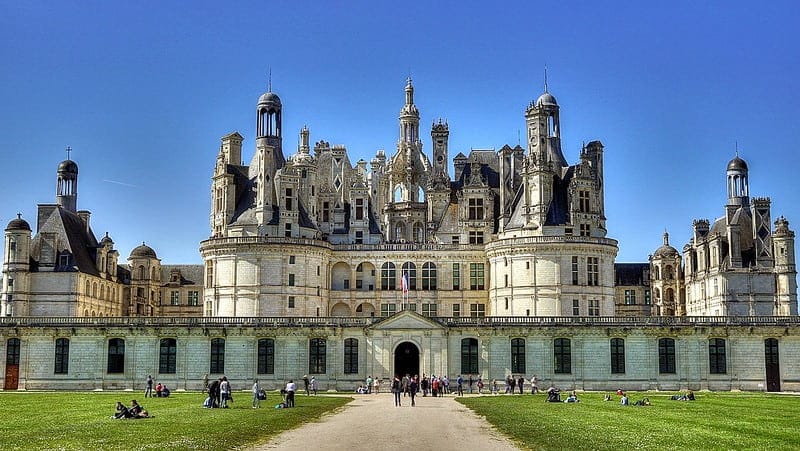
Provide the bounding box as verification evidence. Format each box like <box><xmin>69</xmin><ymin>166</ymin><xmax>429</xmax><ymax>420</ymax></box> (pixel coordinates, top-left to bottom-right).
<box><xmin>773</xmin><ymin>216</ymin><xmax>798</xmax><ymax>315</ymax></box>
<box><xmin>2</xmin><ymin>214</ymin><xmax>32</xmax><ymax>316</ymax></box>
<box><xmin>56</xmin><ymin>154</ymin><xmax>78</xmax><ymax>213</ymax></box>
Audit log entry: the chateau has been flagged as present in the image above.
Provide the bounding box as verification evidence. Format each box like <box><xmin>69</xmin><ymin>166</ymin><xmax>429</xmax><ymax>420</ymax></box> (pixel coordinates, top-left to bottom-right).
<box><xmin>1</xmin><ymin>80</ymin><xmax>797</xmax><ymax>392</ymax></box>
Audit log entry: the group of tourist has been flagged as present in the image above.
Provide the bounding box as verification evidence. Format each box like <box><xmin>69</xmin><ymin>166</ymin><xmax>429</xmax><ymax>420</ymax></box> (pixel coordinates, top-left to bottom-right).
<box><xmin>203</xmin><ymin>375</ymin><xmax>233</xmax><ymax>408</ymax></box>
<box><xmin>144</xmin><ymin>374</ymin><xmax>171</xmax><ymax>398</ymax></box>
<box><xmin>112</xmin><ymin>399</ymin><xmax>150</xmax><ymax>419</ymax></box>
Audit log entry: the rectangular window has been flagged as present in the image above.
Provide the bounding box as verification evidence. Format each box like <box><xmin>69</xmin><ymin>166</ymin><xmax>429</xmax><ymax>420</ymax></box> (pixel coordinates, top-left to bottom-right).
<box><xmin>380</xmin><ymin>303</ymin><xmax>397</xmax><ymax>317</ymax></box>
<box><xmin>571</xmin><ymin>257</ymin><xmax>579</xmax><ymax>285</ymax></box>
<box><xmin>644</xmin><ymin>289</ymin><xmax>651</xmax><ymax>305</ymax></box>
<box><xmin>451</xmin><ymin>235</ymin><xmax>460</xmax><ymax>244</ymax></box>
<box><xmin>288</xmin><ymin>296</ymin><xmax>295</xmax><ymax>308</ymax></box>
<box><xmin>343</xmin><ymin>279</ymin><xmax>350</xmax><ymax>289</ymax></box>
<box><xmin>258</xmin><ymin>338</ymin><xmax>275</xmax><ymax>374</ymax></box>
<box><xmin>54</xmin><ymin>338</ymin><xmax>69</xmax><ymax>374</ymax></box>
<box><xmin>579</xmin><ymin>190</ymin><xmax>590</xmax><ymax>212</ymax></box>
<box><xmin>468</xmin><ymin>231</ymin><xmax>484</xmax><ymax>244</ymax></box>
<box><xmin>355</xmin><ymin>231</ymin><xmax>363</xmax><ymax>244</ymax></box>
<box><xmin>206</xmin><ymin>261</ymin><xmax>214</xmax><ymax>286</ymax></box>
<box><xmin>469</xmin><ymin>263</ymin><xmax>485</xmax><ymax>290</ymax></box>
<box><xmin>587</xmin><ymin>257</ymin><xmax>599</xmax><ymax>286</ymax></box>
<box><xmin>461</xmin><ymin>338</ymin><xmax>479</xmax><ymax>374</ymax></box>
<box><xmin>588</xmin><ymin>299</ymin><xmax>600</xmax><ymax>316</ymax></box>
<box><xmin>470</xmin><ymin>303</ymin><xmax>486</xmax><ymax>317</ymax></box>
<box><xmin>285</xmin><ymin>188</ymin><xmax>293</xmax><ymax>210</ymax></box>
<box><xmin>344</xmin><ymin>338</ymin><xmax>358</xmax><ymax>374</ymax></box>
<box><xmin>610</xmin><ymin>338</ymin><xmax>625</xmax><ymax>374</ymax></box>
<box><xmin>554</xmin><ymin>338</ymin><xmax>571</xmax><ymax>374</ymax></box>
<box><xmin>579</xmin><ymin>224</ymin><xmax>590</xmax><ymax>237</ymax></box>
<box><xmin>309</xmin><ymin>338</ymin><xmax>326</xmax><ymax>374</ymax></box>
<box><xmin>511</xmin><ymin>338</ymin><xmax>525</xmax><ymax>374</ymax></box>
<box><xmin>422</xmin><ymin>303</ymin><xmax>437</xmax><ymax>317</ymax></box>
<box><xmin>658</xmin><ymin>338</ymin><xmax>676</xmax><ymax>374</ymax></box>
<box><xmin>422</xmin><ymin>263</ymin><xmax>437</xmax><ymax>290</ymax></box>
<box><xmin>289</xmin><ymin>255</ymin><xmax>296</xmax><ymax>264</ymax></box>
<box><xmin>159</xmin><ymin>338</ymin><xmax>177</xmax><ymax>374</ymax></box>
<box><xmin>322</xmin><ymin>202</ymin><xmax>330</xmax><ymax>222</ymax></box>
<box><xmin>288</xmin><ymin>273</ymin><xmax>295</xmax><ymax>286</ymax></box>
<box><xmin>188</xmin><ymin>291</ymin><xmax>199</xmax><ymax>306</ymax></box>
<box><xmin>624</xmin><ymin>290</ymin><xmax>636</xmax><ymax>305</ymax></box>
<box><xmin>355</xmin><ymin>198</ymin><xmax>364</xmax><ymax>220</ymax></box>
<box><xmin>572</xmin><ymin>299</ymin><xmax>580</xmax><ymax>316</ymax></box>
<box><xmin>170</xmin><ymin>290</ymin><xmax>180</xmax><ymax>306</ymax></box>
<box><xmin>709</xmin><ymin>338</ymin><xmax>727</xmax><ymax>375</ymax></box>
<box><xmin>107</xmin><ymin>338</ymin><xmax>125</xmax><ymax>374</ymax></box>
<box><xmin>452</xmin><ymin>304</ymin><xmax>460</xmax><ymax>317</ymax></box>
<box><xmin>381</xmin><ymin>263</ymin><xmax>396</xmax><ymax>290</ymax></box>
<box><xmin>285</xmin><ymin>222</ymin><xmax>292</xmax><ymax>238</ymax></box>
<box><xmin>452</xmin><ymin>263</ymin><xmax>460</xmax><ymax>290</ymax></box>
<box><xmin>407</xmin><ymin>303</ymin><xmax>417</xmax><ymax>312</ymax></box>
<box><xmin>468</xmin><ymin>198</ymin><xmax>484</xmax><ymax>220</ymax></box>
<box><xmin>210</xmin><ymin>338</ymin><xmax>225</xmax><ymax>374</ymax></box>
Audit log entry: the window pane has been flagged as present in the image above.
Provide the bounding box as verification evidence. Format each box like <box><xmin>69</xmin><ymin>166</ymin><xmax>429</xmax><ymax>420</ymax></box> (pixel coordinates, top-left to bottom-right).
<box><xmin>210</xmin><ymin>338</ymin><xmax>225</xmax><ymax>374</ymax></box>
<box><xmin>107</xmin><ymin>338</ymin><xmax>125</xmax><ymax>374</ymax></box>
<box><xmin>55</xmin><ymin>338</ymin><xmax>69</xmax><ymax>374</ymax></box>
<box><xmin>344</xmin><ymin>338</ymin><xmax>358</xmax><ymax>374</ymax></box>
<box><xmin>461</xmin><ymin>338</ymin><xmax>479</xmax><ymax>374</ymax></box>
<box><xmin>554</xmin><ymin>338</ymin><xmax>571</xmax><ymax>374</ymax></box>
<box><xmin>258</xmin><ymin>338</ymin><xmax>275</xmax><ymax>374</ymax></box>
<box><xmin>511</xmin><ymin>338</ymin><xmax>525</xmax><ymax>374</ymax></box>
<box><xmin>309</xmin><ymin>338</ymin><xmax>327</xmax><ymax>374</ymax></box>
<box><xmin>159</xmin><ymin>338</ymin><xmax>177</xmax><ymax>374</ymax></box>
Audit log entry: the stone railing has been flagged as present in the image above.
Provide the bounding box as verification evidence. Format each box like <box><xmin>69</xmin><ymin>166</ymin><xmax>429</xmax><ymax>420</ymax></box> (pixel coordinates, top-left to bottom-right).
<box><xmin>0</xmin><ymin>315</ymin><xmax>798</xmax><ymax>328</ymax></box>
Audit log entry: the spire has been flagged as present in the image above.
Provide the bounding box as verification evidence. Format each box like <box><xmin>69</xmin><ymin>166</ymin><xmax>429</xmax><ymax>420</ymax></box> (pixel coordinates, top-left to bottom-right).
<box><xmin>663</xmin><ymin>230</ymin><xmax>670</xmax><ymax>246</ymax></box>
<box><xmin>405</xmin><ymin>76</ymin><xmax>414</xmax><ymax>105</ymax></box>
<box><xmin>543</xmin><ymin>65</ymin><xmax>549</xmax><ymax>93</ymax></box>
<box><xmin>735</xmin><ymin>139</ymin><xmax>739</xmax><ymax>157</ymax></box>
<box><xmin>268</xmin><ymin>67</ymin><xmax>272</xmax><ymax>92</ymax></box>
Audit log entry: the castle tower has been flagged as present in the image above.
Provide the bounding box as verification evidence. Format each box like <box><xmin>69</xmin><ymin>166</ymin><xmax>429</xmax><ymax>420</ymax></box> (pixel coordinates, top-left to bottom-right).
<box><xmin>254</xmin><ymin>87</ymin><xmax>286</xmax><ymax>227</ymax></box>
<box><xmin>56</xmin><ymin>150</ymin><xmax>78</xmax><ymax>213</ymax></box>
<box><xmin>2</xmin><ymin>215</ymin><xmax>32</xmax><ymax>316</ymax></box>
<box><xmin>650</xmin><ymin>231</ymin><xmax>683</xmax><ymax>316</ymax></box>
<box><xmin>773</xmin><ymin>217</ymin><xmax>798</xmax><ymax>315</ymax></box>
<box><xmin>211</xmin><ymin>132</ymin><xmax>243</xmax><ymax>236</ymax></box>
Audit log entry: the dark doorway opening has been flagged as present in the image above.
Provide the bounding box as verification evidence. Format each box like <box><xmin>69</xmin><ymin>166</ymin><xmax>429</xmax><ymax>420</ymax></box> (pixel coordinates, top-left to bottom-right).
<box><xmin>765</xmin><ymin>338</ymin><xmax>780</xmax><ymax>392</ymax></box>
<box><xmin>4</xmin><ymin>337</ymin><xmax>20</xmax><ymax>390</ymax></box>
<box><xmin>394</xmin><ymin>341</ymin><xmax>420</xmax><ymax>378</ymax></box>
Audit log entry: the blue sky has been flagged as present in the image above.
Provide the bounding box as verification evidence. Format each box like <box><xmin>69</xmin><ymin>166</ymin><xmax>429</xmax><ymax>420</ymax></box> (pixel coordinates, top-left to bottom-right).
<box><xmin>1</xmin><ymin>1</ymin><xmax>798</xmax><ymax>264</ymax></box>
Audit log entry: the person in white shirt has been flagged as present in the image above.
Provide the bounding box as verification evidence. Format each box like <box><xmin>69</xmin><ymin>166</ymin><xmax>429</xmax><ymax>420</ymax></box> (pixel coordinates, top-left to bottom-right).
<box><xmin>252</xmin><ymin>379</ymin><xmax>261</xmax><ymax>408</ymax></box>
<box><xmin>285</xmin><ymin>380</ymin><xmax>296</xmax><ymax>407</ymax></box>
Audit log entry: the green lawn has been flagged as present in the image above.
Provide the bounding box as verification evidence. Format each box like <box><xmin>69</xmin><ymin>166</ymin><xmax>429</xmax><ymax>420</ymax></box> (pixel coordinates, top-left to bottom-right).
<box><xmin>458</xmin><ymin>392</ymin><xmax>800</xmax><ymax>451</ymax></box>
<box><xmin>0</xmin><ymin>391</ymin><xmax>350</xmax><ymax>450</ymax></box>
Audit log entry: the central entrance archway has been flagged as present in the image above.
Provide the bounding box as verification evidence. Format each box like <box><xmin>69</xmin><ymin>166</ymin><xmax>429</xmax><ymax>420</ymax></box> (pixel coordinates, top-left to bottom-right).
<box><xmin>394</xmin><ymin>341</ymin><xmax>420</xmax><ymax>378</ymax></box>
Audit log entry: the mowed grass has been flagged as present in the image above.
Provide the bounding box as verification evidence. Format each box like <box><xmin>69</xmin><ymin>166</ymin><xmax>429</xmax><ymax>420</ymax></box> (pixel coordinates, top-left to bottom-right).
<box><xmin>0</xmin><ymin>391</ymin><xmax>350</xmax><ymax>450</ymax></box>
<box><xmin>458</xmin><ymin>392</ymin><xmax>800</xmax><ymax>451</ymax></box>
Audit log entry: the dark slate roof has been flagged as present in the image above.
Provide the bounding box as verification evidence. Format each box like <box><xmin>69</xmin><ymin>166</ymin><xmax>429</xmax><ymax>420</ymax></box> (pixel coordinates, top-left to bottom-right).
<box><xmin>59</xmin><ymin>208</ymin><xmax>99</xmax><ymax>277</ymax></box>
<box><xmin>161</xmin><ymin>264</ymin><xmax>204</xmax><ymax>286</ymax></box>
<box><xmin>614</xmin><ymin>263</ymin><xmax>650</xmax><ymax>286</ymax></box>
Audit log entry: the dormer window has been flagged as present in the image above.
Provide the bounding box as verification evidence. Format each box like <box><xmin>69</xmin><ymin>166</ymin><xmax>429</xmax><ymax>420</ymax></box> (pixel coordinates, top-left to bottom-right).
<box><xmin>468</xmin><ymin>198</ymin><xmax>484</xmax><ymax>220</ymax></box>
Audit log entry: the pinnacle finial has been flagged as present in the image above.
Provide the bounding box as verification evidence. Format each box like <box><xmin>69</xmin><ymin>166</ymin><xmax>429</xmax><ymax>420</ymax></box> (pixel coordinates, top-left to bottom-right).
<box><xmin>16</xmin><ymin>212</ymin><xmax>22</xmax><ymax>220</ymax></box>
<box><xmin>735</xmin><ymin>139</ymin><xmax>739</xmax><ymax>157</ymax></box>
<box><xmin>268</xmin><ymin>67</ymin><xmax>272</xmax><ymax>92</ymax></box>
<box><xmin>66</xmin><ymin>146</ymin><xmax>72</xmax><ymax>160</ymax></box>
<box><xmin>663</xmin><ymin>230</ymin><xmax>669</xmax><ymax>245</ymax></box>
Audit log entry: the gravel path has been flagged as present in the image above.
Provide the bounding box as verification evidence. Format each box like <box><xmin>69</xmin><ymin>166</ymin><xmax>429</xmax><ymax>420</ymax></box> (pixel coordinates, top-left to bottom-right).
<box><xmin>251</xmin><ymin>393</ymin><xmax>520</xmax><ymax>451</ymax></box>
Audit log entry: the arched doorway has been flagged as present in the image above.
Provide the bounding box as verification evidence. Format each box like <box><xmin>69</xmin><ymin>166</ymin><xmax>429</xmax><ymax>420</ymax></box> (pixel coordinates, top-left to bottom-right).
<box><xmin>394</xmin><ymin>341</ymin><xmax>420</xmax><ymax>378</ymax></box>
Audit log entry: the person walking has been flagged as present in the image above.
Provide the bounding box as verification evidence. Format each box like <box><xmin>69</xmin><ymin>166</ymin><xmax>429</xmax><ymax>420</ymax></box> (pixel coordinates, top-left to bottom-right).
<box><xmin>409</xmin><ymin>376</ymin><xmax>419</xmax><ymax>407</ymax></box>
<box><xmin>518</xmin><ymin>375</ymin><xmax>525</xmax><ymax>394</ymax></box>
<box><xmin>392</xmin><ymin>376</ymin><xmax>401</xmax><ymax>407</ymax></box>
<box><xmin>303</xmin><ymin>375</ymin><xmax>310</xmax><ymax>396</ymax></box>
<box><xmin>144</xmin><ymin>374</ymin><xmax>153</xmax><ymax>398</ymax></box>
<box><xmin>468</xmin><ymin>374</ymin><xmax>474</xmax><ymax>394</ymax></box>
<box><xmin>456</xmin><ymin>375</ymin><xmax>464</xmax><ymax>396</ymax></box>
<box><xmin>310</xmin><ymin>376</ymin><xmax>318</xmax><ymax>395</ymax></box>
<box><xmin>402</xmin><ymin>375</ymin><xmax>409</xmax><ymax>397</ymax></box>
<box><xmin>252</xmin><ymin>379</ymin><xmax>261</xmax><ymax>408</ymax></box>
<box><xmin>374</xmin><ymin>377</ymin><xmax>381</xmax><ymax>394</ymax></box>
<box><xmin>531</xmin><ymin>374</ymin><xmax>539</xmax><ymax>394</ymax></box>
<box><xmin>366</xmin><ymin>375</ymin><xmax>373</xmax><ymax>394</ymax></box>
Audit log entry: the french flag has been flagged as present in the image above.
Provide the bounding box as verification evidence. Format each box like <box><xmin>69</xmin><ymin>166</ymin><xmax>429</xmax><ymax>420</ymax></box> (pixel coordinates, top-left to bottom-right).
<box><xmin>401</xmin><ymin>273</ymin><xmax>409</xmax><ymax>294</ymax></box>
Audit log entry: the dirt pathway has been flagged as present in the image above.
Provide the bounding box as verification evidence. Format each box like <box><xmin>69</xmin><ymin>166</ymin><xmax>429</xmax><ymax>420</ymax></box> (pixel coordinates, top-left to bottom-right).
<box><xmin>251</xmin><ymin>393</ymin><xmax>520</xmax><ymax>450</ymax></box>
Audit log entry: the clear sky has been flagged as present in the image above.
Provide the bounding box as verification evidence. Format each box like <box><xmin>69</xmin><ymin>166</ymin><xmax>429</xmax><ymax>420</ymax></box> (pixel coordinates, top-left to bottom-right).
<box><xmin>1</xmin><ymin>1</ymin><xmax>798</xmax><ymax>264</ymax></box>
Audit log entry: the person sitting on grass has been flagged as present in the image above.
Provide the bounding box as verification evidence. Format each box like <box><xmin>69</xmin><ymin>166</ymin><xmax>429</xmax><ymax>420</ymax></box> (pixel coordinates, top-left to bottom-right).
<box><xmin>564</xmin><ymin>391</ymin><xmax>580</xmax><ymax>403</ymax></box>
<box><xmin>546</xmin><ymin>385</ymin><xmax>561</xmax><ymax>402</ymax></box>
<box><xmin>603</xmin><ymin>393</ymin><xmax>612</xmax><ymax>401</ymax></box>
<box><xmin>129</xmin><ymin>399</ymin><xmax>150</xmax><ymax>418</ymax></box>
<box><xmin>633</xmin><ymin>397</ymin><xmax>651</xmax><ymax>406</ymax></box>
<box><xmin>621</xmin><ymin>393</ymin><xmax>629</xmax><ymax>406</ymax></box>
<box><xmin>687</xmin><ymin>390</ymin><xmax>695</xmax><ymax>401</ymax></box>
<box><xmin>112</xmin><ymin>401</ymin><xmax>131</xmax><ymax>419</ymax></box>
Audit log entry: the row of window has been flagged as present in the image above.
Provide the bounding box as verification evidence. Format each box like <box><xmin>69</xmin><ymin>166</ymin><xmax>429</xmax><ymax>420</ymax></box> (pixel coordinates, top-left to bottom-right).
<box><xmin>571</xmin><ymin>256</ymin><xmax>600</xmax><ymax>286</ymax></box>
<box><xmin>167</xmin><ymin>290</ymin><xmax>200</xmax><ymax>306</ymax></box>
<box><xmin>32</xmin><ymin>336</ymin><xmax>742</xmax><ymax>377</ymax></box>
<box><xmin>623</xmin><ymin>289</ymin><xmax>652</xmax><ymax>305</ymax></box>
<box><xmin>376</xmin><ymin>303</ymin><xmax>485</xmax><ymax>317</ymax></box>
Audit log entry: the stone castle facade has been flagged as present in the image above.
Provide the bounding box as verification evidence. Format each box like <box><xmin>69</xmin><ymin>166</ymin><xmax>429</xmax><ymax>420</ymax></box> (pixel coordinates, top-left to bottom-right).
<box><xmin>0</xmin><ymin>79</ymin><xmax>797</xmax><ymax>392</ymax></box>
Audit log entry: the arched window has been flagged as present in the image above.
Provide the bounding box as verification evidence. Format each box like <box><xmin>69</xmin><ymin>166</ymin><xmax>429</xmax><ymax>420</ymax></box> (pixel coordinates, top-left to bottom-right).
<box><xmin>653</xmin><ymin>266</ymin><xmax>660</xmax><ymax>280</ymax></box>
<box><xmin>381</xmin><ymin>263</ymin><xmax>396</xmax><ymax>290</ymax></box>
<box><xmin>610</xmin><ymin>338</ymin><xmax>625</xmax><ymax>374</ymax></box>
<box><xmin>258</xmin><ymin>338</ymin><xmax>275</xmax><ymax>374</ymax></box>
<box><xmin>460</xmin><ymin>338</ymin><xmax>479</xmax><ymax>374</ymax></box>
<box><xmin>137</xmin><ymin>265</ymin><xmax>145</xmax><ymax>280</ymax></box>
<box><xmin>309</xmin><ymin>338</ymin><xmax>327</xmax><ymax>374</ymax></box>
<box><xmin>401</xmin><ymin>262</ymin><xmax>417</xmax><ymax>290</ymax></box>
<box><xmin>413</xmin><ymin>222</ymin><xmax>425</xmax><ymax>243</ymax></box>
<box><xmin>159</xmin><ymin>338</ymin><xmax>177</xmax><ymax>374</ymax></box>
<box><xmin>344</xmin><ymin>338</ymin><xmax>358</xmax><ymax>374</ymax></box>
<box><xmin>665</xmin><ymin>265</ymin><xmax>674</xmax><ymax>280</ymax></box>
<box><xmin>554</xmin><ymin>338</ymin><xmax>571</xmax><ymax>374</ymax></box>
<box><xmin>92</xmin><ymin>282</ymin><xmax>98</xmax><ymax>298</ymax></box>
<box><xmin>54</xmin><ymin>338</ymin><xmax>69</xmax><ymax>374</ymax></box>
<box><xmin>210</xmin><ymin>338</ymin><xmax>225</xmax><ymax>374</ymax></box>
<box><xmin>422</xmin><ymin>262</ymin><xmax>437</xmax><ymax>290</ymax></box>
<box><xmin>658</xmin><ymin>338</ymin><xmax>676</xmax><ymax>374</ymax></box>
<box><xmin>511</xmin><ymin>338</ymin><xmax>525</xmax><ymax>374</ymax></box>
<box><xmin>394</xmin><ymin>222</ymin><xmax>406</xmax><ymax>241</ymax></box>
<box><xmin>107</xmin><ymin>338</ymin><xmax>125</xmax><ymax>374</ymax></box>
<box><xmin>709</xmin><ymin>338</ymin><xmax>726</xmax><ymax>374</ymax></box>
<box><xmin>85</xmin><ymin>280</ymin><xmax>90</xmax><ymax>295</ymax></box>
